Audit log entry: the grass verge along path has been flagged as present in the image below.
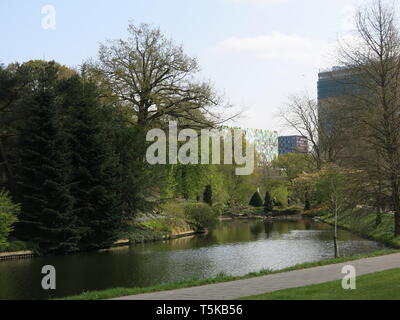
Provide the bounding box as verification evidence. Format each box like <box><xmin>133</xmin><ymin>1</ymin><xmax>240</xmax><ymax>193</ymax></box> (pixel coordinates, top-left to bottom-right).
<box><xmin>240</xmin><ymin>268</ymin><xmax>400</xmax><ymax>300</ymax></box>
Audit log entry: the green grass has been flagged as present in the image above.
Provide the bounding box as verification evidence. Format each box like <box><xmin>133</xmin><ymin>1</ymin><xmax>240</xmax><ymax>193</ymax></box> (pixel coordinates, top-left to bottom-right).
<box><xmin>59</xmin><ymin>249</ymin><xmax>399</xmax><ymax>300</ymax></box>
<box><xmin>316</xmin><ymin>208</ymin><xmax>400</xmax><ymax>247</ymax></box>
<box><xmin>239</xmin><ymin>268</ymin><xmax>400</xmax><ymax>300</ymax></box>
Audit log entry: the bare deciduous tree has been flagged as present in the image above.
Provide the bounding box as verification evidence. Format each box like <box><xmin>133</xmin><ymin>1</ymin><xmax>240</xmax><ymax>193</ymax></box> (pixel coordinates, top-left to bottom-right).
<box><xmin>340</xmin><ymin>0</ymin><xmax>400</xmax><ymax>235</ymax></box>
<box><xmin>91</xmin><ymin>22</ymin><xmax>235</xmax><ymax>130</ymax></box>
<box><xmin>280</xmin><ymin>94</ymin><xmax>346</xmax><ymax>169</ymax></box>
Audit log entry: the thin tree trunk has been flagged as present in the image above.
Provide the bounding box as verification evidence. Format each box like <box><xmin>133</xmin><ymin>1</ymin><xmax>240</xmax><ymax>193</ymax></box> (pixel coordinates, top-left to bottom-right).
<box><xmin>333</xmin><ymin>205</ymin><xmax>339</xmax><ymax>258</ymax></box>
<box><xmin>391</xmin><ymin>178</ymin><xmax>400</xmax><ymax>236</ymax></box>
<box><xmin>376</xmin><ymin>207</ymin><xmax>383</xmax><ymax>226</ymax></box>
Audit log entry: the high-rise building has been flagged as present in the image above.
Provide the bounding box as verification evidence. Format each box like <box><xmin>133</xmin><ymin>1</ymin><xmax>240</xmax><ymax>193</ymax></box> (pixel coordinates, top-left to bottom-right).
<box><xmin>317</xmin><ymin>66</ymin><xmax>366</xmax><ymax>164</ymax></box>
<box><xmin>318</xmin><ymin>66</ymin><xmax>360</xmax><ymax>101</ymax></box>
<box><xmin>278</xmin><ymin>136</ymin><xmax>308</xmax><ymax>155</ymax></box>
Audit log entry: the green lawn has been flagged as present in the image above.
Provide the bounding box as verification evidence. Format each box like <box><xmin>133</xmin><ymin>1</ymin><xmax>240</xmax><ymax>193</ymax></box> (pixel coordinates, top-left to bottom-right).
<box><xmin>240</xmin><ymin>268</ymin><xmax>400</xmax><ymax>300</ymax></box>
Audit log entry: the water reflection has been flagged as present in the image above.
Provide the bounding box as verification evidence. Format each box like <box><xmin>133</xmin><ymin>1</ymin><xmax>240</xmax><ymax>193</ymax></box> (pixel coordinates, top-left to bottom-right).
<box><xmin>0</xmin><ymin>218</ymin><xmax>386</xmax><ymax>299</ymax></box>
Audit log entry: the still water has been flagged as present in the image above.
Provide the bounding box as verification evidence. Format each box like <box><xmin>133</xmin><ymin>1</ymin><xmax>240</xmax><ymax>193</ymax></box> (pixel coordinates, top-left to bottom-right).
<box><xmin>0</xmin><ymin>218</ymin><xmax>386</xmax><ymax>299</ymax></box>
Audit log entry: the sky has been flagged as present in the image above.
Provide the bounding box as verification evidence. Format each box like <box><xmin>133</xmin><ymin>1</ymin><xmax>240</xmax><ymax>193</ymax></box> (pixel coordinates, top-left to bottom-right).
<box><xmin>0</xmin><ymin>0</ymin><xmax>369</xmax><ymax>134</ymax></box>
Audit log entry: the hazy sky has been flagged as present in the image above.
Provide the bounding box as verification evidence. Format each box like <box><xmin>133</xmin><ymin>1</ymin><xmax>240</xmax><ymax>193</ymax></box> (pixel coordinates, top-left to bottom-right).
<box><xmin>1</xmin><ymin>0</ymin><xmax>368</xmax><ymax>134</ymax></box>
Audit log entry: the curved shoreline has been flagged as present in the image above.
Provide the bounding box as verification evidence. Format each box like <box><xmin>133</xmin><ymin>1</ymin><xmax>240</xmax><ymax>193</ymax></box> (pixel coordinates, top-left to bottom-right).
<box><xmin>0</xmin><ymin>229</ymin><xmax>206</xmax><ymax>262</ymax></box>
<box><xmin>313</xmin><ymin>215</ymin><xmax>400</xmax><ymax>249</ymax></box>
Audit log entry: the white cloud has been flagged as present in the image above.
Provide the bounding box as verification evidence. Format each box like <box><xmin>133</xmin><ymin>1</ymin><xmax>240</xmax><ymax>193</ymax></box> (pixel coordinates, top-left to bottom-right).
<box><xmin>217</xmin><ymin>32</ymin><xmax>329</xmax><ymax>65</ymax></box>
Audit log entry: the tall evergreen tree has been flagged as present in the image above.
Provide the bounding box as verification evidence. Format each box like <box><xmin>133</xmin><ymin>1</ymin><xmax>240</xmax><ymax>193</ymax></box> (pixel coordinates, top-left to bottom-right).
<box><xmin>249</xmin><ymin>191</ymin><xmax>263</xmax><ymax>207</ymax></box>
<box><xmin>16</xmin><ymin>63</ymin><xmax>79</xmax><ymax>254</ymax></box>
<box><xmin>59</xmin><ymin>76</ymin><xmax>123</xmax><ymax>251</ymax></box>
<box><xmin>264</xmin><ymin>191</ymin><xmax>273</xmax><ymax>213</ymax></box>
<box><xmin>203</xmin><ymin>184</ymin><xmax>213</xmax><ymax>206</ymax></box>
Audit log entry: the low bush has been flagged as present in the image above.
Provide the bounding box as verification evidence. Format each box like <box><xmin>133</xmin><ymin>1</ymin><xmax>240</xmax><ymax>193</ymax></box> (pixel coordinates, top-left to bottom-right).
<box><xmin>160</xmin><ymin>201</ymin><xmax>186</xmax><ymax>220</ymax></box>
<box><xmin>119</xmin><ymin>224</ymin><xmax>165</xmax><ymax>243</ymax></box>
<box><xmin>185</xmin><ymin>203</ymin><xmax>218</xmax><ymax>231</ymax></box>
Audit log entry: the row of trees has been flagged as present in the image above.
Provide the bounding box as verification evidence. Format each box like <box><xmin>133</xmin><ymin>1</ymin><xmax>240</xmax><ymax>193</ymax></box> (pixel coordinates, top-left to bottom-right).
<box><xmin>0</xmin><ymin>62</ymin><xmax>126</xmax><ymax>253</ymax></box>
<box><xmin>0</xmin><ymin>23</ymin><xmax>267</xmax><ymax>254</ymax></box>
<box><xmin>279</xmin><ymin>0</ymin><xmax>400</xmax><ymax>238</ymax></box>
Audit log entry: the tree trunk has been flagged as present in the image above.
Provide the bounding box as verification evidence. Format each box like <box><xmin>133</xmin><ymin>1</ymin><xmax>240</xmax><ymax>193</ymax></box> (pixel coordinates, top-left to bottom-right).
<box><xmin>334</xmin><ymin>207</ymin><xmax>339</xmax><ymax>258</ymax></box>
<box><xmin>391</xmin><ymin>179</ymin><xmax>400</xmax><ymax>236</ymax></box>
<box><xmin>333</xmin><ymin>235</ymin><xmax>338</xmax><ymax>258</ymax></box>
<box><xmin>376</xmin><ymin>207</ymin><xmax>383</xmax><ymax>227</ymax></box>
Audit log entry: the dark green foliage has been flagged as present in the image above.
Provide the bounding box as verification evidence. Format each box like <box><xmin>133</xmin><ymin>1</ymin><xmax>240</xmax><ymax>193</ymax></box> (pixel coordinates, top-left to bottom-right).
<box><xmin>203</xmin><ymin>184</ymin><xmax>213</xmax><ymax>206</ymax></box>
<box><xmin>59</xmin><ymin>76</ymin><xmax>123</xmax><ymax>251</ymax></box>
<box><xmin>11</xmin><ymin>62</ymin><xmax>125</xmax><ymax>254</ymax></box>
<box><xmin>113</xmin><ymin>124</ymin><xmax>156</xmax><ymax>218</ymax></box>
<box><xmin>16</xmin><ymin>63</ymin><xmax>79</xmax><ymax>254</ymax></box>
<box><xmin>249</xmin><ymin>191</ymin><xmax>263</xmax><ymax>207</ymax></box>
<box><xmin>304</xmin><ymin>197</ymin><xmax>311</xmax><ymax>211</ymax></box>
<box><xmin>264</xmin><ymin>191</ymin><xmax>273</xmax><ymax>213</ymax></box>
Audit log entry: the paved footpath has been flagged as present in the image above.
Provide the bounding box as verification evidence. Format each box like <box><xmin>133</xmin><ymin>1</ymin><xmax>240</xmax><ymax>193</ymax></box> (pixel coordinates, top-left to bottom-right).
<box><xmin>113</xmin><ymin>253</ymin><xmax>400</xmax><ymax>300</ymax></box>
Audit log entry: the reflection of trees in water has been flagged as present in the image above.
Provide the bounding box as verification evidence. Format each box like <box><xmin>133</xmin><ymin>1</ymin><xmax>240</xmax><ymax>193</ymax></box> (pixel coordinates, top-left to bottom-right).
<box><xmin>261</xmin><ymin>219</ymin><xmax>310</xmax><ymax>238</ymax></box>
<box><xmin>212</xmin><ymin>220</ymin><xmax>260</xmax><ymax>243</ymax></box>
<box><xmin>0</xmin><ymin>218</ymin><xmax>385</xmax><ymax>300</ymax></box>
<box><xmin>303</xmin><ymin>218</ymin><xmax>313</xmax><ymax>230</ymax></box>
<box><xmin>263</xmin><ymin>221</ymin><xmax>273</xmax><ymax>238</ymax></box>
<box><xmin>250</xmin><ymin>221</ymin><xmax>264</xmax><ymax>235</ymax></box>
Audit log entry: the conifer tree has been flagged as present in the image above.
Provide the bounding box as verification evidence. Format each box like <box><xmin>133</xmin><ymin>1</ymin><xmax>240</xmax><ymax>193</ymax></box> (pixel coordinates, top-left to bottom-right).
<box><xmin>249</xmin><ymin>191</ymin><xmax>263</xmax><ymax>207</ymax></box>
<box><xmin>203</xmin><ymin>184</ymin><xmax>213</xmax><ymax>206</ymax></box>
<box><xmin>264</xmin><ymin>191</ymin><xmax>273</xmax><ymax>213</ymax></box>
<box><xmin>60</xmin><ymin>76</ymin><xmax>123</xmax><ymax>250</ymax></box>
<box><xmin>17</xmin><ymin>64</ymin><xmax>79</xmax><ymax>254</ymax></box>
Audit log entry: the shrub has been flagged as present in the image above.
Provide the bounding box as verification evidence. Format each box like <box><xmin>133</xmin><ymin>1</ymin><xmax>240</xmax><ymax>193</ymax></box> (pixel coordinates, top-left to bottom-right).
<box><xmin>142</xmin><ymin>201</ymin><xmax>192</xmax><ymax>235</ymax></box>
<box><xmin>161</xmin><ymin>201</ymin><xmax>186</xmax><ymax>219</ymax></box>
<box><xmin>249</xmin><ymin>191</ymin><xmax>263</xmax><ymax>207</ymax></box>
<box><xmin>212</xmin><ymin>203</ymin><xmax>225</xmax><ymax>216</ymax></box>
<box><xmin>185</xmin><ymin>203</ymin><xmax>218</xmax><ymax>231</ymax></box>
<box><xmin>0</xmin><ymin>191</ymin><xmax>19</xmax><ymax>247</ymax></box>
<box><xmin>270</xmin><ymin>185</ymin><xmax>288</xmax><ymax>207</ymax></box>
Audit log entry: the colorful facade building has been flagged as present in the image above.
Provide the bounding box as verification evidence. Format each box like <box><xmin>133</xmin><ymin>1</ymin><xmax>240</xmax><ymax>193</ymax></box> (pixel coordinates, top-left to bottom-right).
<box><xmin>245</xmin><ymin>128</ymin><xmax>279</xmax><ymax>164</ymax></box>
<box><xmin>224</xmin><ymin>126</ymin><xmax>279</xmax><ymax>165</ymax></box>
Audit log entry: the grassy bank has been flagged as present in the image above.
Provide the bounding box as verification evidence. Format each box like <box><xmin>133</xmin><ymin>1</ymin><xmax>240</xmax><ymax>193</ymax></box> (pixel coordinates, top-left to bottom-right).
<box><xmin>240</xmin><ymin>267</ymin><xmax>400</xmax><ymax>300</ymax></box>
<box><xmin>59</xmin><ymin>249</ymin><xmax>398</xmax><ymax>300</ymax></box>
<box><xmin>119</xmin><ymin>201</ymin><xmax>218</xmax><ymax>244</ymax></box>
<box><xmin>310</xmin><ymin>207</ymin><xmax>400</xmax><ymax>248</ymax></box>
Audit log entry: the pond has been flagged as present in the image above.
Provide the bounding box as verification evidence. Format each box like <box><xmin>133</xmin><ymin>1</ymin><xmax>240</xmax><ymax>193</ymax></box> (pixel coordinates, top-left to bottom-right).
<box><xmin>0</xmin><ymin>217</ymin><xmax>386</xmax><ymax>299</ymax></box>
